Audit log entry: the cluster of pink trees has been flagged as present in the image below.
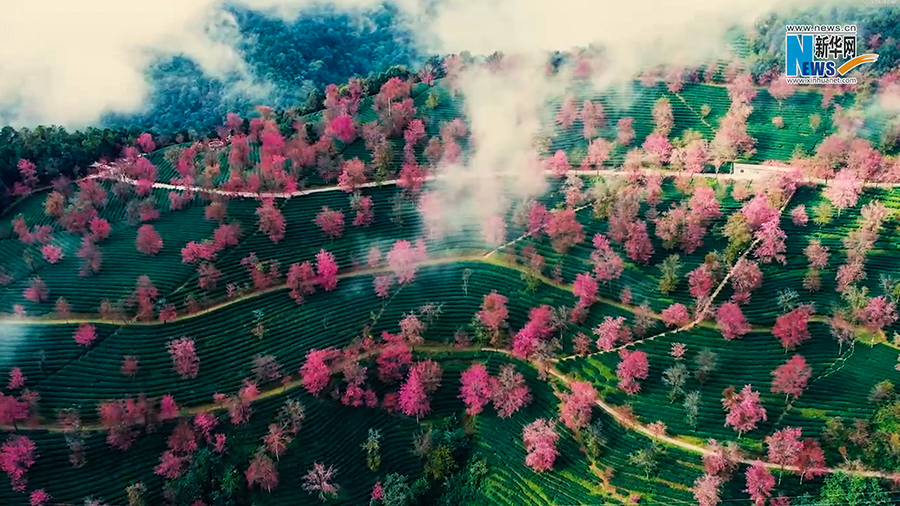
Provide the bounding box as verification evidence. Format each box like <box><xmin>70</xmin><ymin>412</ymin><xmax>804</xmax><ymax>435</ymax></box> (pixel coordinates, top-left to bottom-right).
<box><xmin>240</xmin><ymin>253</ymin><xmax>282</xmax><ymax>293</ymax></box>
<box><xmin>98</xmin><ymin>394</ymin><xmax>179</xmax><ymax>451</ymax></box>
<box><xmin>181</xmin><ymin>221</ymin><xmax>244</xmax><ymax>283</ymax></box>
<box><xmin>11</xmin><ymin>177</ymin><xmax>115</xmax><ymax>281</ymax></box>
<box><xmin>764</xmin><ymin>426</ymin><xmax>826</xmax><ymax>481</ymax></box>
<box><xmin>835</xmin><ymin>201</ymin><xmax>890</xmax><ymax>294</ymax></box>
<box><xmin>298</xmin><ymin>313</ymin><xmax>454</xmax><ymax>418</ymax></box>
<box><xmin>399</xmin><ymin>360</ymin><xmax>443</xmax><ymax>420</ymax></box>
<box><xmin>458</xmin><ymin>363</ymin><xmax>532</xmax><ymax>418</ymax></box>
<box><xmin>286</xmin><ymin>249</ymin><xmax>339</xmax><ymax>303</ymax></box>
<box><xmin>692</xmin><ymin>439</ymin><xmax>741</xmax><ymax>506</ymax></box>
<box><xmin>511</xmin><ymin>305</ymin><xmax>555</xmax><ymax>359</ymax></box>
<box><xmin>654</xmin><ymin>187</ymin><xmax>720</xmax><ymax>255</ymax></box>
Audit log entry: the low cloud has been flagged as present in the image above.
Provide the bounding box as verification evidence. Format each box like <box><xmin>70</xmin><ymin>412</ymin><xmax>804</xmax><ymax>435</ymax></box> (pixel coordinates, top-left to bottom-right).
<box><xmin>0</xmin><ymin>0</ymin><xmax>851</xmax><ymax>129</ymax></box>
<box><xmin>0</xmin><ymin>0</ymin><xmax>403</xmax><ymax>128</ymax></box>
<box><xmin>414</xmin><ymin>0</ymin><xmax>848</xmax><ymax>226</ymax></box>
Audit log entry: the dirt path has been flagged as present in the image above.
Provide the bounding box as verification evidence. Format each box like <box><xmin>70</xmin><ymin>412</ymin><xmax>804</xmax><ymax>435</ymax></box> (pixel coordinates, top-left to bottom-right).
<box><xmin>92</xmin><ymin>162</ymin><xmax>891</xmax><ymax>202</ymax></box>
<box><xmin>0</xmin><ymin>251</ymin><xmax>650</xmax><ymax>328</ymax></box>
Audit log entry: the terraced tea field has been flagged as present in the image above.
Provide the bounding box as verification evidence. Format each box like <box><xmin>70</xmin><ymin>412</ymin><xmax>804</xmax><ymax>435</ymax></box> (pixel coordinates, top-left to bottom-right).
<box><xmin>1</xmin><ymin>72</ymin><xmax>898</xmax><ymax>506</ymax></box>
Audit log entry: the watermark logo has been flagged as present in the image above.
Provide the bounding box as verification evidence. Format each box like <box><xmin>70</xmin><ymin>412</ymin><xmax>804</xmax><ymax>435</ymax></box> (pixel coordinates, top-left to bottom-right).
<box><xmin>784</xmin><ymin>25</ymin><xmax>878</xmax><ymax>85</ymax></box>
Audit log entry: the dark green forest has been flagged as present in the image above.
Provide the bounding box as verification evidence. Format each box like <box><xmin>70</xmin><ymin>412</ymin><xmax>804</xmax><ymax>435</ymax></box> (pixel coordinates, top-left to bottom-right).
<box><xmin>102</xmin><ymin>3</ymin><xmax>417</xmax><ymax>134</ymax></box>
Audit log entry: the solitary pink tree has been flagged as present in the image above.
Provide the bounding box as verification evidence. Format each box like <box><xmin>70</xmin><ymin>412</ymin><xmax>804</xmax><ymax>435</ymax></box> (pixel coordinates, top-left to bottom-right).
<box><xmin>314</xmin><ymin>207</ymin><xmax>345</xmax><ymax>239</ymax></box>
<box><xmin>624</xmin><ymin>221</ymin><xmax>654</xmax><ymax>263</ymax></box>
<box><xmin>661</xmin><ymin>303</ymin><xmax>690</xmax><ymax>328</ymax></box>
<box><xmin>559</xmin><ymin>381</ymin><xmax>597</xmax><ymax>432</ymax></box>
<box><xmin>858</xmin><ymin>295</ymin><xmax>899</xmax><ymax>333</ymax></box>
<box><xmin>556</xmin><ymin>95</ymin><xmax>578</xmax><ymax>129</ymax></box>
<box><xmin>716</xmin><ymin>303</ymin><xmax>750</xmax><ymax>340</ymax></box>
<box><xmin>29</xmin><ymin>489</ymin><xmax>50</xmax><ymax>506</ymax></box>
<box><xmin>768</xmin><ymin>76</ymin><xmax>795</xmax><ymax>105</ymax></box>
<box><xmin>300</xmin><ymin>348</ymin><xmax>339</xmax><ymax>396</ymax></box>
<box><xmin>14</xmin><ymin>160</ymin><xmax>38</xmax><ymax>195</ymax></box>
<box><xmin>545</xmin><ymin>150</ymin><xmax>570</xmax><ymax>178</ymax></box>
<box><xmin>287</xmin><ymin>261</ymin><xmax>316</xmax><ymax>303</ymax></box>
<box><xmin>7</xmin><ymin>369</ymin><xmax>24</xmax><ymax>390</ymax></box>
<box><xmin>459</xmin><ymin>363</ymin><xmax>493</xmax><ymax>415</ymax></box>
<box><xmin>512</xmin><ymin>305</ymin><xmax>554</xmax><ymax>359</ymax></box>
<box><xmin>477</xmin><ymin>291</ymin><xmax>509</xmax><ymax>334</ymax></box>
<box><xmin>823</xmin><ymin>168</ymin><xmax>862</xmax><ymax>212</ymax></box>
<box><xmin>40</xmin><ymin>244</ymin><xmax>64</xmax><ymax>264</ymax></box>
<box><xmin>772</xmin><ymin>305</ymin><xmax>814</xmax><ymax>350</ymax></box>
<box><xmin>316</xmin><ymin>249</ymin><xmax>339</xmax><ymax>291</ymax></box>
<box><xmin>135</xmin><ymin>225</ymin><xmax>163</xmax><ymax>255</ymax></box>
<box><xmin>303</xmin><ymin>462</ymin><xmax>340</xmax><ymax>501</ymax></box>
<box><xmin>74</xmin><ymin>323</ymin><xmax>97</xmax><ymax>346</ymax></box>
<box><xmin>327</xmin><ymin>114</ymin><xmax>357</xmax><ymax>144</ymax></box>
<box><xmin>338</xmin><ymin>158</ymin><xmax>367</xmax><ymax>192</ymax></box>
<box><xmin>579</xmin><ymin>100</ymin><xmax>604</xmax><ymax>139</ymax></box>
<box><xmin>572</xmin><ymin>273</ymin><xmax>598</xmax><ymax>310</ymax></box>
<box><xmin>617</xmin><ymin>117</ymin><xmax>635</xmax><ymax>145</ymax></box>
<box><xmin>771</xmin><ymin>354</ymin><xmax>811</xmax><ymax>401</ymax></box>
<box><xmin>256</xmin><ymin>200</ymin><xmax>286</xmax><ymax>243</ymax></box>
<box><xmin>795</xmin><ymin>438</ymin><xmax>826</xmax><ymax>482</ymax></box>
<box><xmin>167</xmin><ymin>337</ymin><xmax>199</xmax><ymax>379</ymax></box>
<box><xmin>352</xmin><ymin>195</ymin><xmax>375</xmax><ymax>227</ymax></box>
<box><xmin>387</xmin><ymin>239</ymin><xmax>427</xmax><ymax>284</ymax></box>
<box><xmin>545</xmin><ymin>209</ymin><xmax>585</xmax><ymax>253</ymax></box>
<box><xmin>522</xmin><ymin>419</ymin><xmax>559</xmax><ymax>472</ymax></box>
<box><xmin>0</xmin><ymin>435</ymin><xmax>36</xmax><ymax>492</ymax></box>
<box><xmin>688</xmin><ymin>265</ymin><xmax>715</xmax><ymax>301</ymax></box>
<box><xmin>754</xmin><ymin>219</ymin><xmax>787</xmax><ymax>264</ymax></box>
<box><xmin>804</xmin><ymin>240</ymin><xmax>829</xmax><ymax>268</ymax></box>
<box><xmin>136</xmin><ymin>133</ymin><xmax>156</xmax><ymax>153</ymax></box>
<box><xmin>766</xmin><ymin>427</ymin><xmax>802</xmax><ymax>473</ymax></box>
<box><xmin>652</xmin><ymin>97</ymin><xmax>674</xmax><ymax>136</ymax></box>
<box><xmin>594</xmin><ymin>316</ymin><xmax>626</xmax><ymax>351</ymax></box>
<box><xmin>744</xmin><ymin>461</ymin><xmax>775</xmax><ymax>506</ymax></box>
<box><xmin>591</xmin><ymin>233</ymin><xmax>624</xmax><ymax>283</ymax></box>
<box><xmin>692</xmin><ymin>474</ymin><xmax>723</xmax><ymax>506</ymax></box>
<box><xmin>399</xmin><ymin>367</ymin><xmax>430</xmax><ymax>421</ymax></box>
<box><xmin>23</xmin><ymin>277</ymin><xmax>48</xmax><ymax>303</ymax></box>
<box><xmin>643</xmin><ymin>133</ymin><xmax>673</xmax><ymax>166</ymax></box>
<box><xmin>722</xmin><ymin>385</ymin><xmax>767</xmax><ymax>436</ymax></box>
<box><xmin>246</xmin><ymin>451</ymin><xmax>279</xmax><ymax>492</ymax></box>
<box><xmin>616</xmin><ymin>349</ymin><xmax>649</xmax><ymax>394</ymax></box>
<box><xmin>491</xmin><ymin>364</ymin><xmax>532</xmax><ymax>418</ymax></box>
<box><xmin>730</xmin><ymin>259</ymin><xmax>763</xmax><ymax>303</ymax></box>
<box><xmin>791</xmin><ymin>205</ymin><xmax>809</xmax><ymax>226</ymax></box>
